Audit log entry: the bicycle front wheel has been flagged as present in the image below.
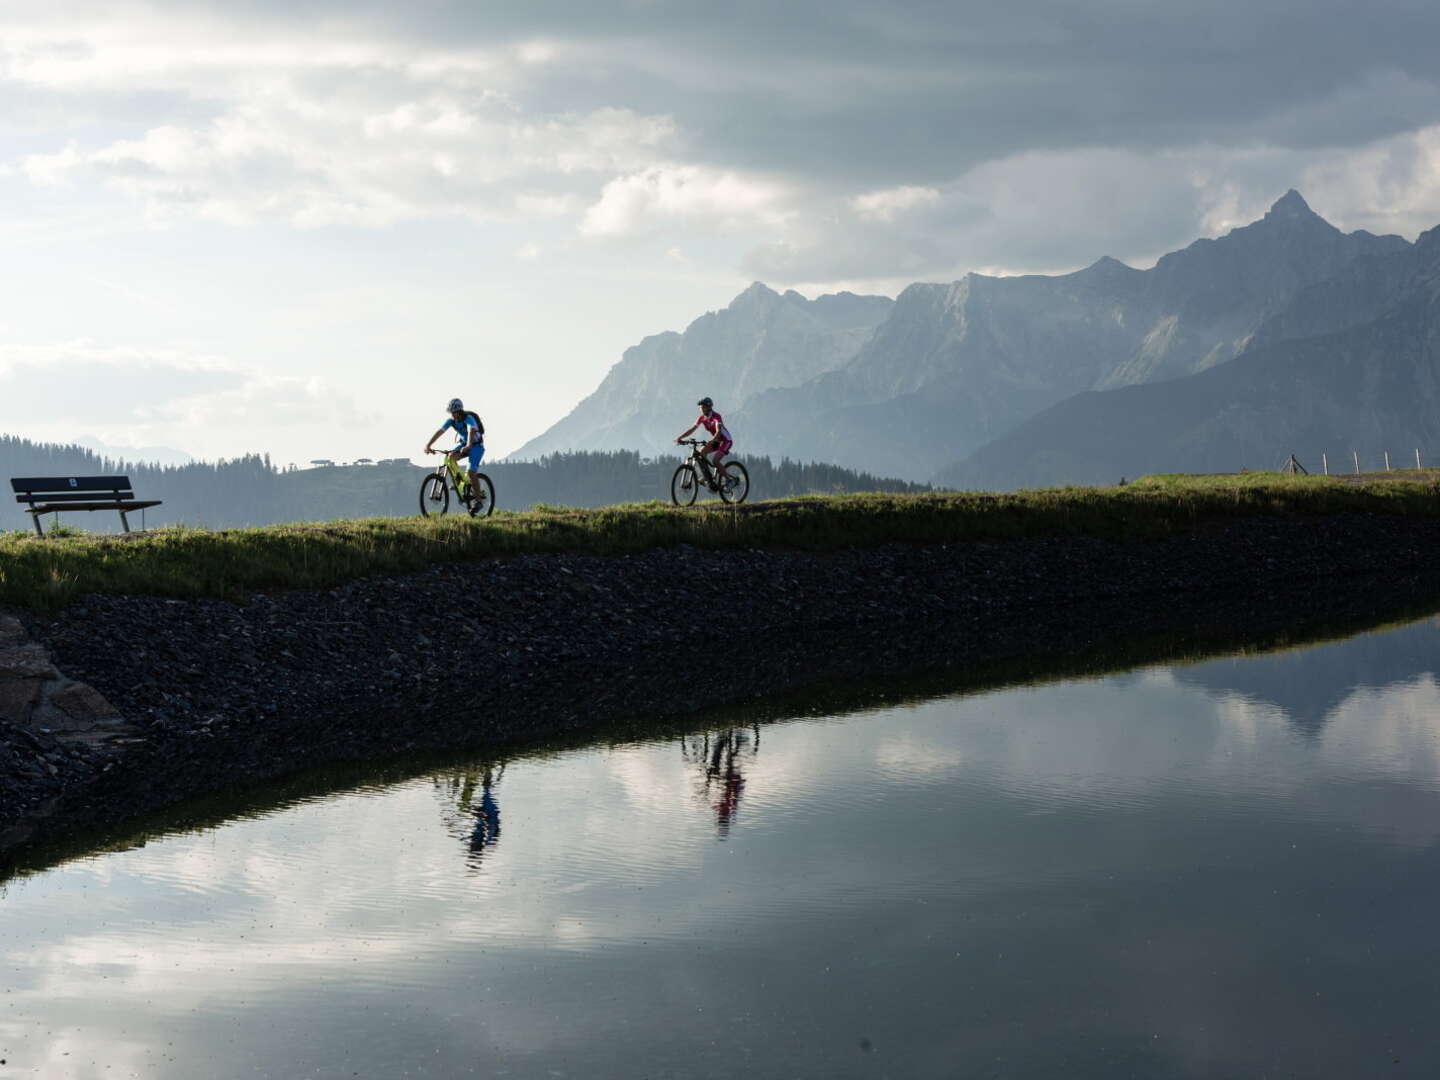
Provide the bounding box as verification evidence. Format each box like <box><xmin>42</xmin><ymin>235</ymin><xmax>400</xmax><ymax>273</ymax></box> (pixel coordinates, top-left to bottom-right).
<box><xmin>718</xmin><ymin>461</ymin><xmax>750</xmax><ymax>504</ymax></box>
<box><xmin>469</xmin><ymin>473</ymin><xmax>496</xmax><ymax>518</ymax></box>
<box><xmin>671</xmin><ymin>464</ymin><xmax>699</xmax><ymax>506</ymax></box>
<box><xmin>419</xmin><ymin>473</ymin><xmax>450</xmax><ymax>517</ymax></box>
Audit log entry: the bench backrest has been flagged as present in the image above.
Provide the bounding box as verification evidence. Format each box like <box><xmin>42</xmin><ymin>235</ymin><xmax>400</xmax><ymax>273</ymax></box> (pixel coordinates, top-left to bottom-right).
<box><xmin>10</xmin><ymin>476</ymin><xmax>136</xmax><ymax>504</ymax></box>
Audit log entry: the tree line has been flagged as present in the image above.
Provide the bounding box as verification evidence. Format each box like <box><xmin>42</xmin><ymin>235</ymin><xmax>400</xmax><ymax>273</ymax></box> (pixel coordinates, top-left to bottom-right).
<box><xmin>1</xmin><ymin>436</ymin><xmax>929</xmax><ymax>533</ymax></box>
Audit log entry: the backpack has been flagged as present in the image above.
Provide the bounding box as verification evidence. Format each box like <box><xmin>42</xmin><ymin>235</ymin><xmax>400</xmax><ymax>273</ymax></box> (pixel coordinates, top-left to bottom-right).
<box><xmin>463</xmin><ymin>410</ymin><xmax>485</xmax><ymax>438</ymax></box>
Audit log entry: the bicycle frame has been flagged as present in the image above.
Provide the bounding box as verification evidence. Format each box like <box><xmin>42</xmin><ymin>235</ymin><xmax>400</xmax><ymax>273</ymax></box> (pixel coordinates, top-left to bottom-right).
<box><xmin>436</xmin><ymin>452</ymin><xmax>472</xmax><ymax>496</ymax></box>
<box><xmin>683</xmin><ymin>440</ymin><xmax>726</xmax><ymax>490</ymax></box>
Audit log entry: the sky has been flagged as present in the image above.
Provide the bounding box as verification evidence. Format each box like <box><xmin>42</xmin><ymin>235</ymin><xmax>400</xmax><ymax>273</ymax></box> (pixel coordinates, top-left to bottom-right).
<box><xmin>3</xmin><ymin>0</ymin><xmax>1440</xmax><ymax>465</ymax></box>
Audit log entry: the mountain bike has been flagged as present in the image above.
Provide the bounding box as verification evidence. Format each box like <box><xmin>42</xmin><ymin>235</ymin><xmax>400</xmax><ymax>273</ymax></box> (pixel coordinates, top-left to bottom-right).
<box><xmin>420</xmin><ymin>451</ymin><xmax>495</xmax><ymax>518</ymax></box>
<box><xmin>671</xmin><ymin>439</ymin><xmax>749</xmax><ymax>506</ymax></box>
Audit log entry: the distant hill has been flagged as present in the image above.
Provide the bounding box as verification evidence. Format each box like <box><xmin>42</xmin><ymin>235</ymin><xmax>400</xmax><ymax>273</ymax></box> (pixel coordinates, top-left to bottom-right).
<box><xmin>934</xmin><ymin>224</ymin><xmax>1440</xmax><ymax>490</ymax></box>
<box><xmin>0</xmin><ymin>436</ymin><xmax>925</xmax><ymax>532</ymax></box>
<box><xmin>73</xmin><ymin>437</ymin><xmax>194</xmax><ymax>467</ymax></box>
<box><xmin>511</xmin><ymin>284</ymin><xmax>893</xmax><ymax>460</ymax></box>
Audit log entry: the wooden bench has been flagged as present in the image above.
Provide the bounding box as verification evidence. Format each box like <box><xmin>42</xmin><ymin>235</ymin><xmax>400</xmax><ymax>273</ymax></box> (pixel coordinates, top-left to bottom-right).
<box><xmin>10</xmin><ymin>476</ymin><xmax>162</xmax><ymax>538</ymax></box>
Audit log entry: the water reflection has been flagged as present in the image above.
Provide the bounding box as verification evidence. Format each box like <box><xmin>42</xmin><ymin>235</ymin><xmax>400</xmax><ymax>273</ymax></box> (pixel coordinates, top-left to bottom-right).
<box><xmin>11</xmin><ymin>610</ymin><xmax>1440</xmax><ymax>1077</ymax></box>
<box><xmin>1176</xmin><ymin>615</ymin><xmax>1440</xmax><ymax>739</ymax></box>
<box><xmin>680</xmin><ymin>724</ymin><xmax>761</xmax><ymax>837</ymax></box>
<box><xmin>434</xmin><ymin>761</ymin><xmax>506</xmax><ymax>870</ymax></box>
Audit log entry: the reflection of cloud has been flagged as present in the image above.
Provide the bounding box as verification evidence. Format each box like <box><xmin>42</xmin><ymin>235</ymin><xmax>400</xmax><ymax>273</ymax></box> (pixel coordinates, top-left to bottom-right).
<box><xmin>874</xmin><ymin>731</ymin><xmax>964</xmax><ymax>777</ymax></box>
<box><xmin>1322</xmin><ymin>677</ymin><xmax>1440</xmax><ymax>782</ymax></box>
<box><xmin>13</xmin><ymin>638</ymin><xmax>1440</xmax><ymax>1074</ymax></box>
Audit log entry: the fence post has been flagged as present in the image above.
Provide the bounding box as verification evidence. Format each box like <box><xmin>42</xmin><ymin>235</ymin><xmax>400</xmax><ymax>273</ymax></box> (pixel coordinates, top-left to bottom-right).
<box><xmin>1353</xmin><ymin>451</ymin><xmax>1360</xmax><ymax>475</ymax></box>
<box><xmin>1385</xmin><ymin>451</ymin><xmax>1392</xmax><ymax>471</ymax></box>
<box><xmin>1322</xmin><ymin>453</ymin><xmax>1328</xmax><ymax>476</ymax></box>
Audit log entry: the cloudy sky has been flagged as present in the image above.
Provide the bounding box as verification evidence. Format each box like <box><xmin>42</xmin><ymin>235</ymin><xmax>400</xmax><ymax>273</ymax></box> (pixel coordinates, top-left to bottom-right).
<box><xmin>3</xmin><ymin>0</ymin><xmax>1440</xmax><ymax>464</ymax></box>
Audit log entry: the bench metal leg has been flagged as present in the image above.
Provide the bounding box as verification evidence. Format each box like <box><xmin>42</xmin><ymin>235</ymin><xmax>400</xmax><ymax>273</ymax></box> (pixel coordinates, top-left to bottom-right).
<box><xmin>119</xmin><ymin>510</ymin><xmax>131</xmax><ymax>533</ymax></box>
<box><xmin>32</xmin><ymin>513</ymin><xmax>44</xmax><ymax>539</ymax></box>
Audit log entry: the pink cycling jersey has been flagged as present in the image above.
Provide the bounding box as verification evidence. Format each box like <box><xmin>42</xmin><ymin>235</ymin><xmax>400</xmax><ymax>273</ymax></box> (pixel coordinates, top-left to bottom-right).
<box><xmin>696</xmin><ymin>411</ymin><xmax>732</xmax><ymax>443</ymax></box>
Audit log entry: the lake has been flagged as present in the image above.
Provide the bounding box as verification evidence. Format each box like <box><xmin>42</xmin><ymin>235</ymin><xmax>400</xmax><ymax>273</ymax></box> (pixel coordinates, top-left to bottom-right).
<box><xmin>5</xmin><ymin>614</ymin><xmax>1440</xmax><ymax>1078</ymax></box>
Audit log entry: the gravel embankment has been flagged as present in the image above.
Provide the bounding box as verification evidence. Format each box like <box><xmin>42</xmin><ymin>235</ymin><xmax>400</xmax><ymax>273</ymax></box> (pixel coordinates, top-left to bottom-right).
<box><xmin>5</xmin><ymin>513</ymin><xmax>1440</xmax><ymax>860</ymax></box>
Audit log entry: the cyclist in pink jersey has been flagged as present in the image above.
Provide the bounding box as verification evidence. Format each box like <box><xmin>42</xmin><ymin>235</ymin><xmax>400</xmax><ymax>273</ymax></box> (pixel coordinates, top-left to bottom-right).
<box><xmin>676</xmin><ymin>396</ymin><xmax>734</xmax><ymax>485</ymax></box>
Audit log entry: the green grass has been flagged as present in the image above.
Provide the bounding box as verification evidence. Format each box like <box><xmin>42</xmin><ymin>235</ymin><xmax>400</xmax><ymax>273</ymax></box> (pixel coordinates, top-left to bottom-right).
<box><xmin>3</xmin><ymin>471</ymin><xmax>1440</xmax><ymax>611</ymax></box>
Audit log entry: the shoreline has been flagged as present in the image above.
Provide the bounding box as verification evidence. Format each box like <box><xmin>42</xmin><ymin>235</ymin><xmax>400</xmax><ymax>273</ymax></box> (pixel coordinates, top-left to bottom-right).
<box><xmin>5</xmin><ymin>511</ymin><xmax>1440</xmax><ymax>865</ymax></box>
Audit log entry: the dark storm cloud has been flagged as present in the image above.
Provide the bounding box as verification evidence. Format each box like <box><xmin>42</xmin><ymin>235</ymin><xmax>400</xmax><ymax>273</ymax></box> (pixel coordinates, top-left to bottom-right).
<box><xmin>134</xmin><ymin>0</ymin><xmax>1440</xmax><ymax>185</ymax></box>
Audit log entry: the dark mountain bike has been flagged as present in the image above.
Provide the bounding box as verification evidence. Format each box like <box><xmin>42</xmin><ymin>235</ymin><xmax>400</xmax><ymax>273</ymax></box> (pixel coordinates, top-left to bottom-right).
<box><xmin>419</xmin><ymin>452</ymin><xmax>495</xmax><ymax>518</ymax></box>
<box><xmin>671</xmin><ymin>439</ymin><xmax>750</xmax><ymax>506</ymax></box>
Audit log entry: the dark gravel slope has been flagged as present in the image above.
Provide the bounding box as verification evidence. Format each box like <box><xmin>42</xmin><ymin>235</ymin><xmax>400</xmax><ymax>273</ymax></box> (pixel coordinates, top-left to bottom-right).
<box><xmin>4</xmin><ymin>513</ymin><xmax>1440</xmax><ymax>860</ymax></box>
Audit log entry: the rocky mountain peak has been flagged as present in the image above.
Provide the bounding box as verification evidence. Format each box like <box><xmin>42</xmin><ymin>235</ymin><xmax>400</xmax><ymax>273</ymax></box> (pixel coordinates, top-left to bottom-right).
<box><xmin>1263</xmin><ymin>189</ymin><xmax>1319</xmax><ymax>223</ymax></box>
<box><xmin>1079</xmin><ymin>255</ymin><xmax>1141</xmax><ymax>280</ymax></box>
<box><xmin>730</xmin><ymin>281</ymin><xmax>781</xmax><ymax>309</ymax></box>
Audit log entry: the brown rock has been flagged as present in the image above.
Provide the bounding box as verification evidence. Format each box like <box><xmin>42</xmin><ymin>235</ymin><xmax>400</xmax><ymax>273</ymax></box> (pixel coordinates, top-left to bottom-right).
<box><xmin>48</xmin><ymin>682</ymin><xmax>123</xmax><ymax>729</ymax></box>
<box><xmin>0</xmin><ymin>678</ymin><xmax>43</xmax><ymax>725</ymax></box>
<box><xmin>0</xmin><ymin>644</ymin><xmax>59</xmax><ymax>680</ymax></box>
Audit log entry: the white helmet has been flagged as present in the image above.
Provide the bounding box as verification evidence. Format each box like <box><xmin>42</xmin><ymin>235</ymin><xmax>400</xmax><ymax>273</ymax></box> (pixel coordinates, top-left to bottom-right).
<box><xmin>447</xmin><ymin>398</ymin><xmax>464</xmax><ymax>412</ymax></box>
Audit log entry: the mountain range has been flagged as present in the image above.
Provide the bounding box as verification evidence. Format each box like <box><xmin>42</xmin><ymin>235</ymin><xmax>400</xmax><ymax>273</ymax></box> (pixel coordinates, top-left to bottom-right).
<box><xmin>518</xmin><ymin>191</ymin><xmax>1433</xmax><ymax>488</ymax></box>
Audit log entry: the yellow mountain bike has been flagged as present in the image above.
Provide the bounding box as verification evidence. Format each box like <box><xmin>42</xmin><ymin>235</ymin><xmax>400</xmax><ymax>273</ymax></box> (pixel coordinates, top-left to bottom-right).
<box><xmin>420</xmin><ymin>453</ymin><xmax>495</xmax><ymax>518</ymax></box>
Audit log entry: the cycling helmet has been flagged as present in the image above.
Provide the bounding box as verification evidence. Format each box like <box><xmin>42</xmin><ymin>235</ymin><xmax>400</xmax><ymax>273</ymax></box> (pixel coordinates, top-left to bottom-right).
<box><xmin>447</xmin><ymin>398</ymin><xmax>464</xmax><ymax>412</ymax></box>
<box><xmin>697</xmin><ymin>396</ymin><xmax>713</xmax><ymax>408</ymax></box>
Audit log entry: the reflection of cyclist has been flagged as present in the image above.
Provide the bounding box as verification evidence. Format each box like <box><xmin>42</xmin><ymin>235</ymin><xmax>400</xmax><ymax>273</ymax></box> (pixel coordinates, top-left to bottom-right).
<box><xmin>461</xmin><ymin>764</ymin><xmax>503</xmax><ymax>868</ymax></box>
<box><xmin>471</xmin><ymin>787</ymin><xmax>501</xmax><ymax>852</ymax></box>
<box><xmin>713</xmin><ymin>747</ymin><xmax>745</xmax><ymax>836</ymax></box>
<box><xmin>676</xmin><ymin>396</ymin><xmax>732</xmax><ymax>486</ymax></box>
<box><xmin>424</xmin><ymin>397</ymin><xmax>485</xmax><ymax>514</ymax></box>
<box><xmin>681</xmin><ymin>726</ymin><xmax>758</xmax><ymax>839</ymax></box>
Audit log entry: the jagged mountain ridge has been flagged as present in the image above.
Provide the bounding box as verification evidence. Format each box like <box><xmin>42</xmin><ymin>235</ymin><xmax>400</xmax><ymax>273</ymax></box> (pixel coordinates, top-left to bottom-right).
<box><xmin>515</xmin><ymin>191</ymin><xmax>1408</xmax><ymax>481</ymax></box>
<box><xmin>511</xmin><ymin>284</ymin><xmax>893</xmax><ymax>460</ymax></box>
<box><xmin>737</xmin><ymin>191</ymin><xmax>1409</xmax><ymax>480</ymax></box>
<box><xmin>934</xmin><ymin>223</ymin><xmax>1440</xmax><ymax>490</ymax></box>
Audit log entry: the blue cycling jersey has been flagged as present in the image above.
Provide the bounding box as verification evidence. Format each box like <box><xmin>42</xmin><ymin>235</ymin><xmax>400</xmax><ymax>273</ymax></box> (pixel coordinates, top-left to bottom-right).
<box><xmin>443</xmin><ymin>414</ymin><xmax>482</xmax><ymax>446</ymax></box>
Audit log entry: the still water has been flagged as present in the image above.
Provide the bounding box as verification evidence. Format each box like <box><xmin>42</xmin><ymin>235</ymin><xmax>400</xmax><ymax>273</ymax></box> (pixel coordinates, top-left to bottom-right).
<box><xmin>7</xmin><ymin>616</ymin><xmax>1440</xmax><ymax>1078</ymax></box>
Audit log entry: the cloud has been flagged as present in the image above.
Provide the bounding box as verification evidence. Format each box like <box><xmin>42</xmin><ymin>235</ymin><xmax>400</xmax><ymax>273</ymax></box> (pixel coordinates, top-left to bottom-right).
<box><xmin>6</xmin><ymin>0</ymin><xmax>1440</xmax><ymax>297</ymax></box>
<box><xmin>23</xmin><ymin>92</ymin><xmax>676</xmax><ymax>227</ymax></box>
<box><xmin>740</xmin><ymin>126</ymin><xmax>1440</xmax><ymax>288</ymax></box>
<box><xmin>851</xmin><ymin>185</ymin><xmax>941</xmax><ymax>223</ymax></box>
<box><xmin>579</xmin><ymin>164</ymin><xmax>793</xmax><ymax>237</ymax></box>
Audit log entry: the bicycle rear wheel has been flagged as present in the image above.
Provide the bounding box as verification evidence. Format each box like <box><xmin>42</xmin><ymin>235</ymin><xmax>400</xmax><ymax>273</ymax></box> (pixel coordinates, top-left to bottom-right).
<box><xmin>419</xmin><ymin>473</ymin><xmax>450</xmax><ymax>517</ymax></box>
<box><xmin>671</xmin><ymin>464</ymin><xmax>699</xmax><ymax>506</ymax></box>
<box><xmin>718</xmin><ymin>461</ymin><xmax>750</xmax><ymax>504</ymax></box>
<box><xmin>469</xmin><ymin>473</ymin><xmax>496</xmax><ymax>518</ymax></box>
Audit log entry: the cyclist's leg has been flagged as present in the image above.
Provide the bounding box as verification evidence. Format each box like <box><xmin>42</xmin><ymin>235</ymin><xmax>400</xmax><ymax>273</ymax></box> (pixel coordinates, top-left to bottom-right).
<box><xmin>702</xmin><ymin>440</ymin><xmax>725</xmax><ymax>486</ymax></box>
<box><xmin>466</xmin><ymin>446</ymin><xmax>486</xmax><ymax>510</ymax></box>
<box><xmin>710</xmin><ymin>440</ymin><xmax>733</xmax><ymax>484</ymax></box>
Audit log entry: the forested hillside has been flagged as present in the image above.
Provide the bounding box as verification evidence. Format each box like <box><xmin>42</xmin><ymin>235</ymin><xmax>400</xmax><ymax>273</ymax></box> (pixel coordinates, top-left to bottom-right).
<box><xmin>0</xmin><ymin>436</ymin><xmax>927</xmax><ymax>532</ymax></box>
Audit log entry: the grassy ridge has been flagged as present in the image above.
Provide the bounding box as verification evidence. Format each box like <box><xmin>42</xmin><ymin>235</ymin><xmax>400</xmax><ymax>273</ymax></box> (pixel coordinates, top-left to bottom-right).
<box><xmin>3</xmin><ymin>471</ymin><xmax>1439</xmax><ymax>611</ymax></box>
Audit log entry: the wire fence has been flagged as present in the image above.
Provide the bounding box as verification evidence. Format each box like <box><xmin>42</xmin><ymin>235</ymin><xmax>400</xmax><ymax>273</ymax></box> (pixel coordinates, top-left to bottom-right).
<box><xmin>1277</xmin><ymin>449</ymin><xmax>1432</xmax><ymax>476</ymax></box>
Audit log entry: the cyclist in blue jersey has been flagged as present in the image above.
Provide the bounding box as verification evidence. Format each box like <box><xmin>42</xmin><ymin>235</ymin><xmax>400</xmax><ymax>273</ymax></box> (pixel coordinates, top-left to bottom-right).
<box><xmin>424</xmin><ymin>397</ymin><xmax>486</xmax><ymax>514</ymax></box>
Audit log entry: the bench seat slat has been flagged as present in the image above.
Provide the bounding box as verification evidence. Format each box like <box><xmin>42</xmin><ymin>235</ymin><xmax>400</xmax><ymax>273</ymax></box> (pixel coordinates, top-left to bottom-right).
<box><xmin>25</xmin><ymin>500</ymin><xmax>161</xmax><ymax>515</ymax></box>
<box><xmin>15</xmin><ymin>491</ymin><xmax>136</xmax><ymax>504</ymax></box>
